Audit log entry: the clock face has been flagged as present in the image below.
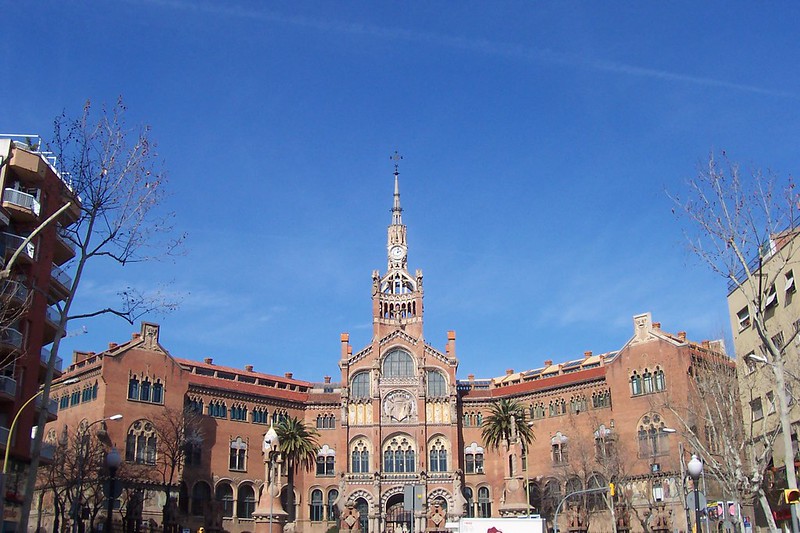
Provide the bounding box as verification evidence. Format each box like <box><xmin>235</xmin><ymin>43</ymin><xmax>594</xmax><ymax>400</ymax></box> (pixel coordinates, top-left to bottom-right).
<box><xmin>390</xmin><ymin>246</ymin><xmax>405</xmax><ymax>260</ymax></box>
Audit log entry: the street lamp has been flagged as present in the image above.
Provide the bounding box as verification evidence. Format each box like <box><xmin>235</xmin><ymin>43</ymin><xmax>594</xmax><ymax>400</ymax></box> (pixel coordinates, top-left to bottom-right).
<box><xmin>688</xmin><ymin>454</ymin><xmax>703</xmax><ymax>533</ymax></box>
<box><xmin>525</xmin><ymin>421</ymin><xmax>535</xmax><ymax>518</ymax></box>
<box><xmin>0</xmin><ymin>377</ymin><xmax>79</xmax><ymax>519</ymax></box>
<box><xmin>105</xmin><ymin>448</ymin><xmax>122</xmax><ymax>533</ymax></box>
<box><xmin>263</xmin><ymin>424</ymin><xmax>281</xmax><ymax>533</ymax></box>
<box><xmin>72</xmin><ymin>415</ymin><xmax>123</xmax><ymax>533</ymax></box>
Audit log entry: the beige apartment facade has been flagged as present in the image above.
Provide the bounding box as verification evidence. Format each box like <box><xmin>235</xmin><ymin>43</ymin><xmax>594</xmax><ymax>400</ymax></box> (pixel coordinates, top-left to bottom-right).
<box><xmin>729</xmin><ymin>228</ymin><xmax>800</xmax><ymax>527</ymax></box>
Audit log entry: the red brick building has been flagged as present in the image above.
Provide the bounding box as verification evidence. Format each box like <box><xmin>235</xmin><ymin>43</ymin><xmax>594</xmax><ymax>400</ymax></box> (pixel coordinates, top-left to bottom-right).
<box><xmin>38</xmin><ymin>168</ymin><xmax>730</xmax><ymax>533</ymax></box>
<box><xmin>0</xmin><ymin>136</ymin><xmax>81</xmax><ymax>530</ymax></box>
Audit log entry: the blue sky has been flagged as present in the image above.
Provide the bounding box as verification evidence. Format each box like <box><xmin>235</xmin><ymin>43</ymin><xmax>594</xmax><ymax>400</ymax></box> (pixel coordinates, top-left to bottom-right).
<box><xmin>2</xmin><ymin>2</ymin><xmax>799</xmax><ymax>382</ymax></box>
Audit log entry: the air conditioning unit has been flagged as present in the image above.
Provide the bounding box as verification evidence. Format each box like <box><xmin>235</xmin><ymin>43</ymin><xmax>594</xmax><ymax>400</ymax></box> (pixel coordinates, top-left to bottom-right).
<box><xmin>651</xmin><ymin>463</ymin><xmax>661</xmax><ymax>473</ymax></box>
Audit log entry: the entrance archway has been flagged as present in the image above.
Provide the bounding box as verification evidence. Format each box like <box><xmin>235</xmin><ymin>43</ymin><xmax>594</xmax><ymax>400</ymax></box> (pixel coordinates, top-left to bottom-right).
<box><xmin>385</xmin><ymin>493</ymin><xmax>412</xmax><ymax>533</ymax></box>
<box><xmin>355</xmin><ymin>498</ymin><xmax>369</xmax><ymax>533</ymax></box>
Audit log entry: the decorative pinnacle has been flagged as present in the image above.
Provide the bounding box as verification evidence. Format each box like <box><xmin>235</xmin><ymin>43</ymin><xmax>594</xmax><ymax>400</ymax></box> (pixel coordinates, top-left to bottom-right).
<box><xmin>390</xmin><ymin>151</ymin><xmax>403</xmax><ymax>225</ymax></box>
<box><xmin>390</xmin><ymin>150</ymin><xmax>403</xmax><ymax>174</ymax></box>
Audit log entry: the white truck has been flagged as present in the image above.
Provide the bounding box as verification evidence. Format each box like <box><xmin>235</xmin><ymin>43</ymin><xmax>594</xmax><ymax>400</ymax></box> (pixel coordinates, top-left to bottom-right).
<box><xmin>450</xmin><ymin>517</ymin><xmax>547</xmax><ymax>533</ymax></box>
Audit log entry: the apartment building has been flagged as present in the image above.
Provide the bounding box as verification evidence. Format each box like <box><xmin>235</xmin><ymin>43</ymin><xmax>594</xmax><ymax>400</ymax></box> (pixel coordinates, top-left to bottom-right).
<box><xmin>0</xmin><ymin>136</ymin><xmax>81</xmax><ymax>530</ymax></box>
<box><xmin>729</xmin><ymin>228</ymin><xmax>800</xmax><ymax>527</ymax></box>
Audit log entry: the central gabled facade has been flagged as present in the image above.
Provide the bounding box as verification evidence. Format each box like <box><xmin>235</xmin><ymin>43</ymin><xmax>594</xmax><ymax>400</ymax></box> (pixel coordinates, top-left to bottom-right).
<box><xmin>335</xmin><ymin>164</ymin><xmax>462</xmax><ymax>533</ymax></box>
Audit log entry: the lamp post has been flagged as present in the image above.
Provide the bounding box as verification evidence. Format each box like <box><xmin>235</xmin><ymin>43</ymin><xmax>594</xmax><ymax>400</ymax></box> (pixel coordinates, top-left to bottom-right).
<box><xmin>524</xmin><ymin>421</ymin><xmax>535</xmax><ymax>518</ymax></box>
<box><xmin>688</xmin><ymin>454</ymin><xmax>703</xmax><ymax>533</ymax></box>
<box><xmin>263</xmin><ymin>424</ymin><xmax>281</xmax><ymax>533</ymax></box>
<box><xmin>105</xmin><ymin>448</ymin><xmax>121</xmax><ymax>533</ymax></box>
<box><xmin>72</xmin><ymin>415</ymin><xmax>122</xmax><ymax>533</ymax></box>
<box><xmin>0</xmin><ymin>377</ymin><xmax>79</xmax><ymax>522</ymax></box>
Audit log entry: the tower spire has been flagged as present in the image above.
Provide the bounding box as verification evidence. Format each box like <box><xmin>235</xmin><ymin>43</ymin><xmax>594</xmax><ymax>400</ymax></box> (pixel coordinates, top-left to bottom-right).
<box><xmin>390</xmin><ymin>150</ymin><xmax>403</xmax><ymax>225</ymax></box>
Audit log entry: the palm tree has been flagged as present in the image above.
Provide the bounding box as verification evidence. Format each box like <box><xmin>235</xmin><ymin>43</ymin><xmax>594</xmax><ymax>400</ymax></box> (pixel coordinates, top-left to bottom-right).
<box><xmin>481</xmin><ymin>398</ymin><xmax>535</xmax><ymax>451</ymax></box>
<box><xmin>275</xmin><ymin>416</ymin><xmax>320</xmax><ymax>522</ymax></box>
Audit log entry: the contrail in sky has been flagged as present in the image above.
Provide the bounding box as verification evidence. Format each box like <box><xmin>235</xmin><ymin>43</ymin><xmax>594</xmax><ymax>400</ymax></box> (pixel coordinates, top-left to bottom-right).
<box><xmin>141</xmin><ymin>0</ymin><xmax>796</xmax><ymax>99</ymax></box>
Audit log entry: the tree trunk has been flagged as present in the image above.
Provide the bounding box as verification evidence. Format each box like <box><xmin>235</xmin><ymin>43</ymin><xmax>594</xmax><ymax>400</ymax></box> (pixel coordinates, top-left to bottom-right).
<box><xmin>287</xmin><ymin>461</ymin><xmax>296</xmax><ymax>522</ymax></box>
<box><xmin>757</xmin><ymin>489</ymin><xmax>779</xmax><ymax>532</ymax></box>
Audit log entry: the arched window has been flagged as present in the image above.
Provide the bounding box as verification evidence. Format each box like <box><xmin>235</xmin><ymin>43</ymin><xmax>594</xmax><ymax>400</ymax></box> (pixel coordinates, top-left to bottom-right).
<box><xmin>464</xmin><ymin>442</ymin><xmax>484</xmax><ymax>474</ymax></box>
<box><xmin>215</xmin><ymin>483</ymin><xmax>234</xmax><ymax>518</ymax></box>
<box><xmin>638</xmin><ymin>413</ymin><xmax>670</xmax><ymax>457</ymax></box>
<box><xmin>383</xmin><ymin>435</ymin><xmax>415</xmax><ymax>473</ymax></box>
<box><xmin>565</xmin><ymin>477</ymin><xmax>582</xmax><ymax>496</ymax></box>
<box><xmin>327</xmin><ymin>489</ymin><xmax>340</xmax><ymax>521</ymax></box>
<box><xmin>140</xmin><ymin>378</ymin><xmax>151</xmax><ymax>402</ymax></box>
<box><xmin>429</xmin><ymin>437</ymin><xmax>448</xmax><ymax>472</ymax></box>
<box><xmin>191</xmin><ymin>482</ymin><xmax>211</xmax><ymax>516</ymax></box>
<box><xmin>355</xmin><ymin>498</ymin><xmax>369</xmax><ymax>533</ymax></box>
<box><xmin>594</xmin><ymin>425</ymin><xmax>614</xmax><ymax>460</ymax></box>
<box><xmin>209</xmin><ymin>400</ymin><xmax>228</xmax><ymax>418</ymax></box>
<box><xmin>477</xmin><ymin>487</ymin><xmax>491</xmax><ymax>517</ymax></box>
<box><xmin>382</xmin><ymin>350</ymin><xmax>414</xmax><ymax>378</ymax></box>
<box><xmin>229</xmin><ymin>437</ymin><xmax>247</xmax><ymax>471</ymax></box>
<box><xmin>630</xmin><ymin>372</ymin><xmax>642</xmax><ymax>396</ymax></box>
<box><xmin>316</xmin><ymin>445</ymin><xmax>335</xmax><ymax>477</ymax></box>
<box><xmin>592</xmin><ymin>390</ymin><xmax>611</xmax><ymax>409</ymax></box>
<box><xmin>91</xmin><ymin>381</ymin><xmax>98</xmax><ymax>400</ymax></box>
<box><xmin>351</xmin><ymin>372</ymin><xmax>370</xmax><ymax>399</ymax></box>
<box><xmin>642</xmin><ymin>369</ymin><xmax>654</xmax><ymax>394</ymax></box>
<box><xmin>187</xmin><ymin>397</ymin><xmax>203</xmax><ymax>414</ymax></box>
<box><xmin>587</xmin><ymin>474</ymin><xmax>606</xmax><ymax>511</ymax></box>
<box><xmin>231</xmin><ymin>404</ymin><xmax>248</xmax><ymax>421</ymax></box>
<box><xmin>152</xmin><ymin>380</ymin><xmax>163</xmax><ymax>403</ymax></box>
<box><xmin>350</xmin><ymin>439</ymin><xmax>370</xmax><ymax>473</ymax></box>
<box><xmin>464</xmin><ymin>487</ymin><xmax>474</xmax><ymax>518</ymax></box>
<box><xmin>542</xmin><ymin>479</ymin><xmax>561</xmax><ymax>518</ymax></box>
<box><xmin>310</xmin><ymin>489</ymin><xmax>324</xmax><ymax>522</ymax></box>
<box><xmin>654</xmin><ymin>367</ymin><xmax>666</xmax><ymax>391</ymax></box>
<box><xmin>252</xmin><ymin>407</ymin><xmax>269</xmax><ymax>424</ymax></box>
<box><xmin>316</xmin><ymin>414</ymin><xmax>336</xmax><ymax>429</ymax></box>
<box><xmin>427</xmin><ymin>371</ymin><xmax>447</xmax><ymax>397</ymax></box>
<box><xmin>551</xmin><ymin>433</ymin><xmax>568</xmax><ymax>465</ymax></box>
<box><xmin>125</xmin><ymin>420</ymin><xmax>157</xmax><ymax>465</ymax></box>
<box><xmin>128</xmin><ymin>376</ymin><xmax>139</xmax><ymax>400</ymax></box>
<box><xmin>237</xmin><ymin>485</ymin><xmax>256</xmax><ymax>519</ymax></box>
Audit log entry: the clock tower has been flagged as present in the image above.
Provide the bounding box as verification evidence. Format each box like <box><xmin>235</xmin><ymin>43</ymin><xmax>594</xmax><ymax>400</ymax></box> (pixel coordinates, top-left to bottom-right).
<box><xmin>372</xmin><ymin>161</ymin><xmax>424</xmax><ymax>339</ymax></box>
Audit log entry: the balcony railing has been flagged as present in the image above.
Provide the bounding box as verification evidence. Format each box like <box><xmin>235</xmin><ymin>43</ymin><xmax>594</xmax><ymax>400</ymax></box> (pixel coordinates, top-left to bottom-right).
<box><xmin>45</xmin><ymin>306</ymin><xmax>62</xmax><ymax>326</ymax></box>
<box><xmin>3</xmin><ymin>135</ymin><xmax>75</xmax><ymax>194</ymax></box>
<box><xmin>40</xmin><ymin>347</ymin><xmax>63</xmax><ymax>372</ymax></box>
<box><xmin>0</xmin><ymin>375</ymin><xmax>17</xmax><ymax>396</ymax></box>
<box><xmin>1</xmin><ymin>280</ymin><xmax>28</xmax><ymax>302</ymax></box>
<box><xmin>35</xmin><ymin>396</ymin><xmax>58</xmax><ymax>416</ymax></box>
<box><xmin>2</xmin><ymin>188</ymin><xmax>40</xmax><ymax>217</ymax></box>
<box><xmin>55</xmin><ymin>225</ymin><xmax>76</xmax><ymax>254</ymax></box>
<box><xmin>1</xmin><ymin>232</ymin><xmax>34</xmax><ymax>260</ymax></box>
<box><xmin>51</xmin><ymin>263</ymin><xmax>72</xmax><ymax>290</ymax></box>
<box><xmin>0</xmin><ymin>328</ymin><xmax>23</xmax><ymax>350</ymax></box>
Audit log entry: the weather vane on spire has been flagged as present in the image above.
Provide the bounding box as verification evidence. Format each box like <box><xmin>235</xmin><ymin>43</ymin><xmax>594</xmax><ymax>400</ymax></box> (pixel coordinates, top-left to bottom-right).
<box><xmin>390</xmin><ymin>150</ymin><xmax>403</xmax><ymax>174</ymax></box>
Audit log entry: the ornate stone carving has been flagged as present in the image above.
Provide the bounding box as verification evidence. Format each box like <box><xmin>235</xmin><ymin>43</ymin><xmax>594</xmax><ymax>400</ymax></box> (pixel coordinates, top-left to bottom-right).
<box><xmin>382</xmin><ymin>389</ymin><xmax>417</xmax><ymax>423</ymax></box>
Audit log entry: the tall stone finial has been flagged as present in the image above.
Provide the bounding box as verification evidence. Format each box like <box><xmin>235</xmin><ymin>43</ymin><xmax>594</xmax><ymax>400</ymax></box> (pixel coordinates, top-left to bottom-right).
<box><xmin>390</xmin><ymin>151</ymin><xmax>403</xmax><ymax>226</ymax></box>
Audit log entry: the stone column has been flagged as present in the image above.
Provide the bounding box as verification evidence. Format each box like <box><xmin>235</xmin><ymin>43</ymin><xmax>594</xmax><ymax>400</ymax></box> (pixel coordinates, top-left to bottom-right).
<box><xmin>254</xmin><ymin>456</ymin><xmax>287</xmax><ymax>533</ymax></box>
